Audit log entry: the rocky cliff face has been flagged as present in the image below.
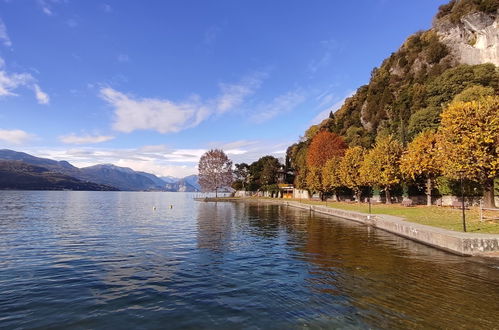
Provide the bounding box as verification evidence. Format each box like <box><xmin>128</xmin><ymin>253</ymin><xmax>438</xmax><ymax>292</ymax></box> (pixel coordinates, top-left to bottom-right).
<box><xmin>435</xmin><ymin>11</ymin><xmax>498</xmax><ymax>66</ymax></box>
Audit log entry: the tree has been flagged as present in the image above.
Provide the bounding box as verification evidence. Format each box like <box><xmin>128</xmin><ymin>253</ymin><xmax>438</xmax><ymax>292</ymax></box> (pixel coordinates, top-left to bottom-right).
<box><xmin>233</xmin><ymin>163</ymin><xmax>250</xmax><ymax>190</ymax></box>
<box><xmin>437</xmin><ymin>96</ymin><xmax>499</xmax><ymax>207</ymax></box>
<box><xmin>306</xmin><ymin>131</ymin><xmax>347</xmax><ymax>168</ymax></box>
<box><xmin>338</xmin><ymin>146</ymin><xmax>366</xmax><ymax>203</ymax></box>
<box><xmin>400</xmin><ymin>130</ymin><xmax>440</xmax><ymax>205</ymax></box>
<box><xmin>322</xmin><ymin>156</ymin><xmax>343</xmax><ymax>201</ymax></box>
<box><xmin>248</xmin><ymin>156</ymin><xmax>281</xmax><ymax>190</ymax></box>
<box><xmin>198</xmin><ymin>149</ymin><xmax>233</xmax><ymax>197</ymax></box>
<box><xmin>360</xmin><ymin>135</ymin><xmax>403</xmax><ymax>204</ymax></box>
<box><xmin>452</xmin><ymin>85</ymin><xmax>495</xmax><ymax>103</ymax></box>
<box><xmin>306</xmin><ymin>166</ymin><xmax>324</xmax><ymax>200</ymax></box>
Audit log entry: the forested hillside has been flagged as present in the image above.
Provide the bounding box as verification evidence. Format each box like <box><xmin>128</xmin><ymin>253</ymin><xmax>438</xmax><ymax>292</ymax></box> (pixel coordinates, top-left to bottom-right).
<box><xmin>285</xmin><ymin>0</ymin><xmax>498</xmax><ymax>205</ymax></box>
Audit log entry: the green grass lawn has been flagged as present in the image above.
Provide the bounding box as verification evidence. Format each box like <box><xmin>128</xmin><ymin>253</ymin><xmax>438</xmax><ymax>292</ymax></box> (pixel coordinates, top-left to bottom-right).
<box><xmin>280</xmin><ymin>198</ymin><xmax>499</xmax><ymax>234</ymax></box>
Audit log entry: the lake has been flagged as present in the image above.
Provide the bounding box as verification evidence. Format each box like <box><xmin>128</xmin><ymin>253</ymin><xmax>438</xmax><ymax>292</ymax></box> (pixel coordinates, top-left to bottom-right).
<box><xmin>0</xmin><ymin>191</ymin><xmax>498</xmax><ymax>329</ymax></box>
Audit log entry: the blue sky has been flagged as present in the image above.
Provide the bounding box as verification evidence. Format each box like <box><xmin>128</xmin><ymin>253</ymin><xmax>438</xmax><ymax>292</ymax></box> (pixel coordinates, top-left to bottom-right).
<box><xmin>0</xmin><ymin>0</ymin><xmax>447</xmax><ymax>177</ymax></box>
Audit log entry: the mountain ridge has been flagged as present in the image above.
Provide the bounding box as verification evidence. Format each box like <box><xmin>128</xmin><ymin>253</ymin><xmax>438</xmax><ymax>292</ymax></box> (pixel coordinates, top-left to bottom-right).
<box><xmin>0</xmin><ymin>149</ymin><xmax>199</xmax><ymax>192</ymax></box>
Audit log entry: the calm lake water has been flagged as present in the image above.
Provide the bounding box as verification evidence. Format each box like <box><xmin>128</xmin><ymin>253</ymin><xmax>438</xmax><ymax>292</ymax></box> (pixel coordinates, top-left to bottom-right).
<box><xmin>0</xmin><ymin>191</ymin><xmax>498</xmax><ymax>329</ymax></box>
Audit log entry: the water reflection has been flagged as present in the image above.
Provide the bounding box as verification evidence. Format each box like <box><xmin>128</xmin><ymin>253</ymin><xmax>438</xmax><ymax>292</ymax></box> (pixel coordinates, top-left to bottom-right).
<box><xmin>0</xmin><ymin>192</ymin><xmax>498</xmax><ymax>329</ymax></box>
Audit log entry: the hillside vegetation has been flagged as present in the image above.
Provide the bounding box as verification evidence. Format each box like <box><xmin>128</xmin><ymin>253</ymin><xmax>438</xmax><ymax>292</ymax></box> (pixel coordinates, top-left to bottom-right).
<box><xmin>283</xmin><ymin>0</ymin><xmax>498</xmax><ymax>206</ymax></box>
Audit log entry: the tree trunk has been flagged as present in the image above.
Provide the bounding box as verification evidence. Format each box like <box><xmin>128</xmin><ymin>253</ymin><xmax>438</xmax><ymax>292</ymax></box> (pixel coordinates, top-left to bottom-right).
<box><xmin>483</xmin><ymin>178</ymin><xmax>496</xmax><ymax>208</ymax></box>
<box><xmin>215</xmin><ymin>187</ymin><xmax>218</xmax><ymax>198</ymax></box>
<box><xmin>426</xmin><ymin>177</ymin><xmax>432</xmax><ymax>206</ymax></box>
<box><xmin>355</xmin><ymin>189</ymin><xmax>361</xmax><ymax>203</ymax></box>
<box><xmin>385</xmin><ymin>188</ymin><xmax>392</xmax><ymax>205</ymax></box>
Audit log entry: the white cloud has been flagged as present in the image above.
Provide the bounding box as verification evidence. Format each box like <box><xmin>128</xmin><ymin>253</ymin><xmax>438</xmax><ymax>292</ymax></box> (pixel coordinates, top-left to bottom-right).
<box><xmin>0</xmin><ymin>19</ymin><xmax>12</xmax><ymax>47</ymax></box>
<box><xmin>28</xmin><ymin>138</ymin><xmax>293</xmax><ymax>177</ymax></box>
<box><xmin>215</xmin><ymin>73</ymin><xmax>265</xmax><ymax>114</ymax></box>
<box><xmin>33</xmin><ymin>84</ymin><xmax>50</xmax><ymax>104</ymax></box>
<box><xmin>0</xmin><ymin>57</ymin><xmax>50</xmax><ymax>104</ymax></box>
<box><xmin>0</xmin><ymin>129</ymin><xmax>34</xmax><ymax>145</ymax></box>
<box><xmin>59</xmin><ymin>134</ymin><xmax>115</xmax><ymax>144</ymax></box>
<box><xmin>101</xmin><ymin>73</ymin><xmax>265</xmax><ymax>134</ymax></box>
<box><xmin>250</xmin><ymin>90</ymin><xmax>305</xmax><ymax>123</ymax></box>
<box><xmin>101</xmin><ymin>87</ymin><xmax>211</xmax><ymax>134</ymax></box>
<box><xmin>37</xmin><ymin>0</ymin><xmax>57</xmax><ymax>16</ymax></box>
<box><xmin>0</xmin><ymin>70</ymin><xmax>33</xmax><ymax>97</ymax></box>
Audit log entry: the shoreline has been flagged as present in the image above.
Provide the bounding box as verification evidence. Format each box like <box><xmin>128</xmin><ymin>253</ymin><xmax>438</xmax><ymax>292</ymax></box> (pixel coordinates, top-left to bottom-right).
<box><xmin>195</xmin><ymin>197</ymin><xmax>499</xmax><ymax>259</ymax></box>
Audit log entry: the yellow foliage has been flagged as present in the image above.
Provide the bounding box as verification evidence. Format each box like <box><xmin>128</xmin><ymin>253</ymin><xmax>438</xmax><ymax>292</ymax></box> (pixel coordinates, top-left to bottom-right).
<box><xmin>322</xmin><ymin>156</ymin><xmax>342</xmax><ymax>192</ymax></box>
<box><xmin>360</xmin><ymin>135</ymin><xmax>403</xmax><ymax>188</ymax></box>
<box><xmin>437</xmin><ymin>96</ymin><xmax>499</xmax><ymax>182</ymax></box>
<box><xmin>339</xmin><ymin>146</ymin><xmax>365</xmax><ymax>191</ymax></box>
<box><xmin>306</xmin><ymin>166</ymin><xmax>323</xmax><ymax>194</ymax></box>
<box><xmin>400</xmin><ymin>130</ymin><xmax>440</xmax><ymax>180</ymax></box>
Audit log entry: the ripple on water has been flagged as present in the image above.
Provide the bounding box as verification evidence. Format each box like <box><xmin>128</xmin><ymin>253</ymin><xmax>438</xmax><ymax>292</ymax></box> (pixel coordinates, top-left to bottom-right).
<box><xmin>0</xmin><ymin>191</ymin><xmax>498</xmax><ymax>329</ymax></box>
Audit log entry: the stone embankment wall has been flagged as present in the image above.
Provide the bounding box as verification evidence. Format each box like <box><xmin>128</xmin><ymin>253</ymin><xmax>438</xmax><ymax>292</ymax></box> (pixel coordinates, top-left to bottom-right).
<box><xmin>260</xmin><ymin>199</ymin><xmax>499</xmax><ymax>256</ymax></box>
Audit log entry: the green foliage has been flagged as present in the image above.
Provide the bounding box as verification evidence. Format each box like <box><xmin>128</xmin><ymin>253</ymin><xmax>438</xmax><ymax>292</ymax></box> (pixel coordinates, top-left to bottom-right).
<box><xmin>425</xmin><ymin>64</ymin><xmax>498</xmax><ymax>107</ymax></box>
<box><xmin>260</xmin><ymin>184</ymin><xmax>281</xmax><ymax>194</ymax></box>
<box><xmin>435</xmin><ymin>176</ymin><xmax>483</xmax><ymax>196</ymax></box>
<box><xmin>452</xmin><ymin>85</ymin><xmax>495</xmax><ymax>103</ymax></box>
<box><xmin>231</xmin><ymin>181</ymin><xmax>243</xmax><ymax>190</ymax></box>
<box><xmin>407</xmin><ymin>106</ymin><xmax>442</xmax><ymax>139</ymax></box>
<box><xmin>248</xmin><ymin>155</ymin><xmax>281</xmax><ymax>190</ymax></box>
<box><xmin>344</xmin><ymin>126</ymin><xmax>373</xmax><ymax>148</ymax></box>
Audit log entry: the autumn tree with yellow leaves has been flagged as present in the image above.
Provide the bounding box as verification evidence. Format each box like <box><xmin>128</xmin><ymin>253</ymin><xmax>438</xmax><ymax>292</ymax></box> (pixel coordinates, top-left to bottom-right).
<box><xmin>400</xmin><ymin>130</ymin><xmax>440</xmax><ymax>206</ymax></box>
<box><xmin>306</xmin><ymin>166</ymin><xmax>324</xmax><ymax>200</ymax></box>
<box><xmin>360</xmin><ymin>135</ymin><xmax>403</xmax><ymax>204</ymax></box>
<box><xmin>322</xmin><ymin>156</ymin><xmax>343</xmax><ymax>201</ymax></box>
<box><xmin>338</xmin><ymin>146</ymin><xmax>366</xmax><ymax>203</ymax></box>
<box><xmin>437</xmin><ymin>96</ymin><xmax>499</xmax><ymax>208</ymax></box>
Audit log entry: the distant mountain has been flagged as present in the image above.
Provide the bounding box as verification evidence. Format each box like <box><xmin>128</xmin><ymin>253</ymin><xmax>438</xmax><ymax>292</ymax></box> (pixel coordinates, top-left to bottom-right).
<box><xmin>0</xmin><ymin>149</ymin><xmax>80</xmax><ymax>176</ymax></box>
<box><xmin>138</xmin><ymin>171</ymin><xmax>169</xmax><ymax>187</ymax></box>
<box><xmin>161</xmin><ymin>176</ymin><xmax>179</xmax><ymax>184</ymax></box>
<box><xmin>163</xmin><ymin>175</ymin><xmax>200</xmax><ymax>192</ymax></box>
<box><xmin>0</xmin><ymin>160</ymin><xmax>117</xmax><ymax>191</ymax></box>
<box><xmin>78</xmin><ymin>164</ymin><xmax>165</xmax><ymax>191</ymax></box>
<box><xmin>0</xmin><ymin>149</ymin><xmax>199</xmax><ymax>192</ymax></box>
<box><xmin>182</xmin><ymin>175</ymin><xmax>200</xmax><ymax>191</ymax></box>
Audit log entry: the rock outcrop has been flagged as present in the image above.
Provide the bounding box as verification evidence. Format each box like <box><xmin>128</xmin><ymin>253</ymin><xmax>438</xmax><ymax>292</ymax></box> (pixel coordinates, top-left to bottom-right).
<box><xmin>436</xmin><ymin>11</ymin><xmax>498</xmax><ymax>66</ymax></box>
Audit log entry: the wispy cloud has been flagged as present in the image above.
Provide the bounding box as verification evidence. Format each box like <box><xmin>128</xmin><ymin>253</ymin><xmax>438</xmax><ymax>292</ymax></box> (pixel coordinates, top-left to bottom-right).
<box><xmin>0</xmin><ymin>18</ymin><xmax>12</xmax><ymax>48</ymax></box>
<box><xmin>0</xmin><ymin>57</ymin><xmax>50</xmax><ymax>104</ymax></box>
<box><xmin>0</xmin><ymin>129</ymin><xmax>35</xmax><ymax>145</ymax></box>
<box><xmin>37</xmin><ymin>0</ymin><xmax>63</xmax><ymax>16</ymax></box>
<box><xmin>215</xmin><ymin>73</ymin><xmax>265</xmax><ymax>114</ymax></box>
<box><xmin>33</xmin><ymin>84</ymin><xmax>50</xmax><ymax>104</ymax></box>
<box><xmin>101</xmin><ymin>73</ymin><xmax>266</xmax><ymax>134</ymax></box>
<box><xmin>59</xmin><ymin>134</ymin><xmax>115</xmax><ymax>144</ymax></box>
<box><xmin>308</xmin><ymin>39</ymin><xmax>341</xmax><ymax>74</ymax></box>
<box><xmin>250</xmin><ymin>89</ymin><xmax>306</xmax><ymax>123</ymax></box>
